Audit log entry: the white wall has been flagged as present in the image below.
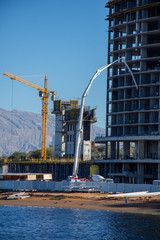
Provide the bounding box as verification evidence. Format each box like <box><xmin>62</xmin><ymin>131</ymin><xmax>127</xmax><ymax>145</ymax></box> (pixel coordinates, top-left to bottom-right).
<box><xmin>0</xmin><ymin>181</ymin><xmax>160</xmax><ymax>193</ymax></box>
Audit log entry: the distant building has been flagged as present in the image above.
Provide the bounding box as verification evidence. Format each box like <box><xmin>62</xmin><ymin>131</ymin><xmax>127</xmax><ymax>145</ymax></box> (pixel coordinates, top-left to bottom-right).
<box><xmin>52</xmin><ymin>100</ymin><xmax>96</xmax><ymax>160</ymax></box>
<box><xmin>95</xmin><ymin>0</ymin><xmax>160</xmax><ymax>184</ymax></box>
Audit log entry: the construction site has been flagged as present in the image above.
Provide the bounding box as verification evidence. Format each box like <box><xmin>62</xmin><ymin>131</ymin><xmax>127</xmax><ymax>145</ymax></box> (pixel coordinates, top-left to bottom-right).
<box><xmin>2</xmin><ymin>4</ymin><xmax>160</xmax><ymax>240</ymax></box>
<box><xmin>1</xmin><ymin>72</ymin><xmax>98</xmax><ymax>181</ymax></box>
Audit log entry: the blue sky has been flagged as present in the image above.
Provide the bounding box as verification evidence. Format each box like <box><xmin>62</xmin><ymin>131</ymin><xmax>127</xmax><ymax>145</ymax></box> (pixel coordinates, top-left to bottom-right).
<box><xmin>0</xmin><ymin>0</ymin><xmax>108</xmax><ymax>128</ymax></box>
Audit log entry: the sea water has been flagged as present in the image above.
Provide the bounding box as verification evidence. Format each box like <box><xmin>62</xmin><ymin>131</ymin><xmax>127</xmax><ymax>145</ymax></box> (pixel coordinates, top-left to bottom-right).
<box><xmin>0</xmin><ymin>206</ymin><xmax>160</xmax><ymax>240</ymax></box>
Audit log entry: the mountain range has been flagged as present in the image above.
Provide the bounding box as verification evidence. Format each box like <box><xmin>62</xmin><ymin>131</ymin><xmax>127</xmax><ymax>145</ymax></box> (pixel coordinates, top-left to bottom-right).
<box><xmin>0</xmin><ymin>108</ymin><xmax>105</xmax><ymax>156</ymax></box>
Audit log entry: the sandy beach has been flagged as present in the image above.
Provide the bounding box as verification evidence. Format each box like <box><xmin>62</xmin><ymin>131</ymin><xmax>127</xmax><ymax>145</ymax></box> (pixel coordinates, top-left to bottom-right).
<box><xmin>0</xmin><ymin>192</ymin><xmax>160</xmax><ymax>215</ymax></box>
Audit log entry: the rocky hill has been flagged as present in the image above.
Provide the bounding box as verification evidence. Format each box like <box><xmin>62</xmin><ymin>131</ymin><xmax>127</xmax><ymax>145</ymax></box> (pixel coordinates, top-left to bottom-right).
<box><xmin>0</xmin><ymin>108</ymin><xmax>55</xmax><ymax>156</ymax></box>
<box><xmin>0</xmin><ymin>108</ymin><xmax>105</xmax><ymax>156</ymax></box>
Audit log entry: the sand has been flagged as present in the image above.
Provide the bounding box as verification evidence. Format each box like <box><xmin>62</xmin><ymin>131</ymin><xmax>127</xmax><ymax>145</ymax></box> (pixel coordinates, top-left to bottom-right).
<box><xmin>0</xmin><ymin>192</ymin><xmax>160</xmax><ymax>215</ymax></box>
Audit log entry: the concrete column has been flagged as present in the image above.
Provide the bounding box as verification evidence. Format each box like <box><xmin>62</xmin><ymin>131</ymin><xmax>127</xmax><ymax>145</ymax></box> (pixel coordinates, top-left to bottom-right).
<box><xmin>138</xmin><ymin>140</ymin><xmax>145</xmax><ymax>159</ymax></box>
<box><xmin>122</xmin><ymin>164</ymin><xmax>125</xmax><ymax>183</ymax></box>
<box><xmin>136</xmin><ymin>8</ymin><xmax>139</xmax><ymax>45</ymax></box>
<box><xmin>141</xmin><ymin>22</ymin><xmax>148</xmax><ymax>33</ymax></box>
<box><xmin>2</xmin><ymin>165</ymin><xmax>8</xmax><ymax>174</ymax></box>
<box><xmin>122</xmin><ymin>163</ymin><xmax>125</xmax><ymax>173</ymax></box>
<box><xmin>107</xmin><ymin>142</ymin><xmax>111</xmax><ymax>159</ymax></box>
<box><xmin>54</xmin><ymin>113</ymin><xmax>65</xmax><ymax>158</ymax></box>
<box><xmin>136</xmin><ymin>0</ymin><xmax>140</xmax><ymax>7</ymax></box>
<box><xmin>105</xmin><ymin>142</ymin><xmax>108</xmax><ymax>159</ymax></box>
<box><xmin>111</xmin><ymin>142</ymin><xmax>116</xmax><ymax>159</ymax></box>
<box><xmin>158</xmin><ymin>141</ymin><xmax>160</xmax><ymax>159</ymax></box>
<box><xmin>104</xmin><ymin>163</ymin><xmax>107</xmax><ymax>178</ymax></box>
<box><xmin>109</xmin><ymin>163</ymin><xmax>112</xmax><ymax>176</ymax></box>
<box><xmin>114</xmin><ymin>29</ymin><xmax>119</xmax><ymax>38</ymax></box>
<box><xmin>117</xmin><ymin>142</ymin><xmax>119</xmax><ymax>159</ymax></box>
<box><xmin>159</xmin><ymin>99</ymin><xmax>160</xmax><ymax>132</ymax></box>
<box><xmin>124</xmin><ymin>141</ymin><xmax>130</xmax><ymax>159</ymax></box>
<box><xmin>158</xmin><ymin>164</ymin><xmax>160</xmax><ymax>180</ymax></box>
<box><xmin>137</xmin><ymin>163</ymin><xmax>144</xmax><ymax>184</ymax></box>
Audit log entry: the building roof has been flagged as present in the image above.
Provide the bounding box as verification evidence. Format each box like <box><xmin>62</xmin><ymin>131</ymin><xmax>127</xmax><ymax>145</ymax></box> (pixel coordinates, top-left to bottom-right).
<box><xmin>106</xmin><ymin>0</ymin><xmax>121</xmax><ymax>7</ymax></box>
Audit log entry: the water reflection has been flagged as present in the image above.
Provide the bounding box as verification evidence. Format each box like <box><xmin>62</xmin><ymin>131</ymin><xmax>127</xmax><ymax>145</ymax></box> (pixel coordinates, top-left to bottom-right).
<box><xmin>0</xmin><ymin>206</ymin><xmax>160</xmax><ymax>240</ymax></box>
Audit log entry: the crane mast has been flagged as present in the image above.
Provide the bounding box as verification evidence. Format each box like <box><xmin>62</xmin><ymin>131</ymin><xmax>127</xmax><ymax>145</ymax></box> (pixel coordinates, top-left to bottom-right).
<box><xmin>3</xmin><ymin>72</ymin><xmax>55</xmax><ymax>160</ymax></box>
<box><xmin>41</xmin><ymin>75</ymin><xmax>48</xmax><ymax>160</ymax></box>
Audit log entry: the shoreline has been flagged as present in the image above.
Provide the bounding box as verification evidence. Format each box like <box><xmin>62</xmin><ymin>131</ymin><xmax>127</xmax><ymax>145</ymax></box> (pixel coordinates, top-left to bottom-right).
<box><xmin>0</xmin><ymin>192</ymin><xmax>160</xmax><ymax>215</ymax></box>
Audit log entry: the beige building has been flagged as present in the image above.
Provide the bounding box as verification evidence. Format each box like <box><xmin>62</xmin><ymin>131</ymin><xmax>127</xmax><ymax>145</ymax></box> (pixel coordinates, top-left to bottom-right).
<box><xmin>53</xmin><ymin>100</ymin><xmax>96</xmax><ymax>160</ymax></box>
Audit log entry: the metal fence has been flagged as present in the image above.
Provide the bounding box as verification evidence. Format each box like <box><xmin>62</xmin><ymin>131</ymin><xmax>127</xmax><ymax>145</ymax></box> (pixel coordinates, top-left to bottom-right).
<box><xmin>0</xmin><ymin>180</ymin><xmax>160</xmax><ymax>193</ymax></box>
<box><xmin>101</xmin><ymin>183</ymin><xmax>160</xmax><ymax>193</ymax></box>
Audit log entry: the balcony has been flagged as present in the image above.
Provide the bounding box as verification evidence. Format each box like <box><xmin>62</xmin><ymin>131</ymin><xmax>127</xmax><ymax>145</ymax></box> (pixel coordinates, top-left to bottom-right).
<box><xmin>94</xmin><ymin>158</ymin><xmax>160</xmax><ymax>164</ymax></box>
<box><xmin>95</xmin><ymin>131</ymin><xmax>160</xmax><ymax>143</ymax></box>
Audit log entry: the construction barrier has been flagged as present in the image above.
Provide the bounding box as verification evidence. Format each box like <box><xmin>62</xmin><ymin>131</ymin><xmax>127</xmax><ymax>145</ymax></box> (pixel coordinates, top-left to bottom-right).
<box><xmin>0</xmin><ymin>181</ymin><xmax>160</xmax><ymax>193</ymax></box>
<box><xmin>100</xmin><ymin>183</ymin><xmax>160</xmax><ymax>193</ymax></box>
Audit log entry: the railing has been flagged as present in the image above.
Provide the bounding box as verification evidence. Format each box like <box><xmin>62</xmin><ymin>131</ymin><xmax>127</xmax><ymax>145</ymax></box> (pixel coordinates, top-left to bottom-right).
<box><xmin>3</xmin><ymin>158</ymin><xmax>81</xmax><ymax>164</ymax></box>
<box><xmin>109</xmin><ymin>107</ymin><xmax>160</xmax><ymax>114</ymax></box>
<box><xmin>95</xmin><ymin>134</ymin><xmax>106</xmax><ymax>139</ymax></box>
<box><xmin>95</xmin><ymin>131</ymin><xmax>160</xmax><ymax>139</ymax></box>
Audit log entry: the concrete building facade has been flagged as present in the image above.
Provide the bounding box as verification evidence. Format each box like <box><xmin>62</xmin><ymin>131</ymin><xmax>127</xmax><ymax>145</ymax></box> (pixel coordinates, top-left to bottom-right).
<box><xmin>95</xmin><ymin>0</ymin><xmax>160</xmax><ymax>184</ymax></box>
<box><xmin>53</xmin><ymin>100</ymin><xmax>96</xmax><ymax>160</ymax></box>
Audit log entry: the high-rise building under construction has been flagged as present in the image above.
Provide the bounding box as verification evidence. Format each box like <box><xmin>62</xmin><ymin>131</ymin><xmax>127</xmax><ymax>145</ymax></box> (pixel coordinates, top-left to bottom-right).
<box><xmin>96</xmin><ymin>0</ymin><xmax>160</xmax><ymax>183</ymax></box>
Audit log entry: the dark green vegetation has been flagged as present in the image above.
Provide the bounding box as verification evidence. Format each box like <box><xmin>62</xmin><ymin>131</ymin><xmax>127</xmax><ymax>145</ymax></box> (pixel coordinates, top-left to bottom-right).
<box><xmin>0</xmin><ymin>144</ymin><xmax>136</xmax><ymax>162</ymax></box>
<box><xmin>0</xmin><ymin>145</ymin><xmax>106</xmax><ymax>161</ymax></box>
<box><xmin>49</xmin><ymin>195</ymin><xmax>66</xmax><ymax>200</ymax></box>
<box><xmin>91</xmin><ymin>145</ymin><xmax>105</xmax><ymax>160</ymax></box>
<box><xmin>0</xmin><ymin>145</ymin><xmax>55</xmax><ymax>161</ymax></box>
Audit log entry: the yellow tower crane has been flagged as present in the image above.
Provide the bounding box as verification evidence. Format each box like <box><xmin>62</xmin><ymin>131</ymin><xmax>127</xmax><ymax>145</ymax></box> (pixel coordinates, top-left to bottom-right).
<box><xmin>3</xmin><ymin>72</ymin><xmax>56</xmax><ymax>160</ymax></box>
